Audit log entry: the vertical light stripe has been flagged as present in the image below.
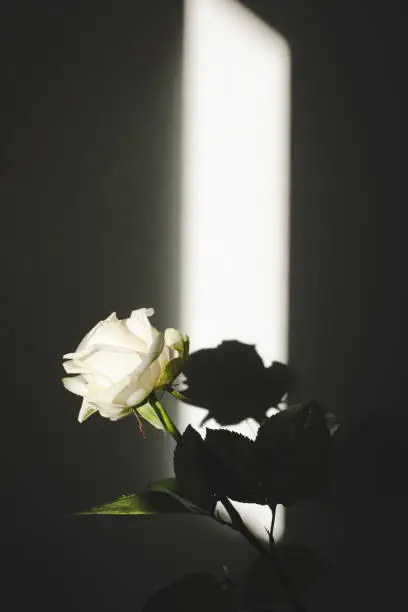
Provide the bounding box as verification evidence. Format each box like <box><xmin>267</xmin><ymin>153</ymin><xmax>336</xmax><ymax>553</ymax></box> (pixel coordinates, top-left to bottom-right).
<box><xmin>181</xmin><ymin>0</ymin><xmax>290</xmax><ymax>542</ymax></box>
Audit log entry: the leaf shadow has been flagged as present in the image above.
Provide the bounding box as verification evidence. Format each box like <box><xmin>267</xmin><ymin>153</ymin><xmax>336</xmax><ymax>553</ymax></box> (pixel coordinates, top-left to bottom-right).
<box><xmin>180</xmin><ymin>340</ymin><xmax>293</xmax><ymax>427</ymax></box>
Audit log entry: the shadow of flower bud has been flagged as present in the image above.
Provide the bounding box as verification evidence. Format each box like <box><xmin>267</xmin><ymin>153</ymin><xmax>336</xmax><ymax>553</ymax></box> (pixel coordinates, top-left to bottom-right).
<box><xmin>179</xmin><ymin>340</ymin><xmax>292</xmax><ymax>427</ymax></box>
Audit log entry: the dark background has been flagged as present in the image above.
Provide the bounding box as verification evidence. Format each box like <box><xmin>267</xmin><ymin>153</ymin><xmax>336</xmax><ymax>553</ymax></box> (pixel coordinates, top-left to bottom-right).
<box><xmin>1</xmin><ymin>1</ymin><xmax>406</xmax><ymax>610</ymax></box>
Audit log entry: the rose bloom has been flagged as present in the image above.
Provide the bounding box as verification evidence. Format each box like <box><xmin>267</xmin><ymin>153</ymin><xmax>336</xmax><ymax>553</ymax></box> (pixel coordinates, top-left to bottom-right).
<box><xmin>62</xmin><ymin>308</ymin><xmax>188</xmax><ymax>423</ymax></box>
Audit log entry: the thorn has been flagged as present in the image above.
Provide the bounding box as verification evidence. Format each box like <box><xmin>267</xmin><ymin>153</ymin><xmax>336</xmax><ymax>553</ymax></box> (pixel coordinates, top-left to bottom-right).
<box><xmin>133</xmin><ymin>410</ymin><xmax>146</xmax><ymax>439</ymax></box>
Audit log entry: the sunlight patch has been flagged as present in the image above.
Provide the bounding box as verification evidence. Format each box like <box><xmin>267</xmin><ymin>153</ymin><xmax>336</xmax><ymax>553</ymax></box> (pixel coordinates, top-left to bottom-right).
<box><xmin>181</xmin><ymin>0</ymin><xmax>291</xmax><ymax>541</ymax></box>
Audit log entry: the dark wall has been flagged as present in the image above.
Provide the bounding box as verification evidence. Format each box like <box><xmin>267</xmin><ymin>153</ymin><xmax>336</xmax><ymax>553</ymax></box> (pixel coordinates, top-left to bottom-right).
<box><xmin>242</xmin><ymin>1</ymin><xmax>407</xmax><ymax>610</ymax></box>
<box><xmin>2</xmin><ymin>1</ymin><xmax>406</xmax><ymax>611</ymax></box>
<box><xmin>1</xmin><ymin>2</ymin><xmax>247</xmax><ymax>611</ymax></box>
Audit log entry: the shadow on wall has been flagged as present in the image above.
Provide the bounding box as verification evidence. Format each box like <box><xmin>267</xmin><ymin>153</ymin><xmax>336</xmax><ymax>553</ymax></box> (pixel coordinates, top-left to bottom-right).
<box><xmin>2</xmin><ymin>0</ymin><xmax>407</xmax><ymax>611</ymax></box>
<box><xmin>181</xmin><ymin>340</ymin><xmax>292</xmax><ymax>426</ymax></box>
<box><xmin>239</xmin><ymin>1</ymin><xmax>407</xmax><ymax>611</ymax></box>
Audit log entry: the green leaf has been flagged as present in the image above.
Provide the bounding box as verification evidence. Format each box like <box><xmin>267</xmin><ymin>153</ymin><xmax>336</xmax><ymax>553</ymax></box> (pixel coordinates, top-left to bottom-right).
<box><xmin>137</xmin><ymin>400</ymin><xmax>165</xmax><ymax>430</ymax></box>
<box><xmin>203</xmin><ymin>429</ymin><xmax>265</xmax><ymax>504</ymax></box>
<box><xmin>149</xmin><ymin>477</ymin><xmax>179</xmax><ymax>494</ymax></box>
<box><xmin>256</xmin><ymin>401</ymin><xmax>337</xmax><ymax>506</ymax></box>
<box><xmin>76</xmin><ymin>491</ymin><xmax>203</xmax><ymax>516</ymax></box>
<box><xmin>170</xmin><ymin>389</ymin><xmax>189</xmax><ymax>401</ymax></box>
<box><xmin>244</xmin><ymin>546</ymin><xmax>326</xmax><ymax>607</ymax></box>
<box><xmin>149</xmin><ymin>478</ymin><xmax>206</xmax><ymax>514</ymax></box>
<box><xmin>174</xmin><ymin>426</ymin><xmax>218</xmax><ymax>514</ymax></box>
<box><xmin>143</xmin><ymin>572</ymin><xmax>236</xmax><ymax>612</ymax></box>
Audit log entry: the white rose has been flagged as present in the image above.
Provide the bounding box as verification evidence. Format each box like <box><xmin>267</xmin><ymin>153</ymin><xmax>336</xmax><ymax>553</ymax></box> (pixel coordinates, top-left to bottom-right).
<box><xmin>62</xmin><ymin>308</ymin><xmax>188</xmax><ymax>423</ymax></box>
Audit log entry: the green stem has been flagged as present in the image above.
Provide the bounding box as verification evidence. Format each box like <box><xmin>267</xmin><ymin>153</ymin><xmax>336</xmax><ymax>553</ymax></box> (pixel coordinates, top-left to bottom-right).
<box><xmin>269</xmin><ymin>503</ymin><xmax>277</xmax><ymax>549</ymax></box>
<box><xmin>151</xmin><ymin>395</ymin><xmax>181</xmax><ymax>442</ymax></box>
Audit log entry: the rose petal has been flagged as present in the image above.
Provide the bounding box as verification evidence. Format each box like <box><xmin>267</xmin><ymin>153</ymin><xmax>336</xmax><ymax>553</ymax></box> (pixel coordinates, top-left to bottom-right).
<box><xmin>62</xmin><ymin>375</ymin><xmax>87</xmax><ymax>397</ymax></box>
<box><xmin>64</xmin><ymin>343</ymin><xmax>140</xmax><ymax>362</ymax></box>
<box><xmin>63</xmin><ymin>359</ymin><xmax>97</xmax><ymax>375</ymax></box>
<box><xmin>63</xmin><ymin>347</ymin><xmax>95</xmax><ymax>360</ymax></box>
<box><xmin>126</xmin><ymin>308</ymin><xmax>155</xmax><ymax>348</ymax></box>
<box><xmin>164</xmin><ymin>328</ymin><xmax>183</xmax><ymax>350</ymax></box>
<box><xmin>80</xmin><ymin>347</ymin><xmax>142</xmax><ymax>383</ymax></box>
<box><xmin>157</xmin><ymin>343</ymin><xmax>171</xmax><ymax>369</ymax></box>
<box><xmin>94</xmin><ymin>331</ymin><xmax>164</xmax><ymax>406</ymax></box>
<box><xmin>76</xmin><ymin>312</ymin><xmax>118</xmax><ymax>352</ymax></box>
<box><xmin>164</xmin><ymin>328</ymin><xmax>189</xmax><ymax>360</ymax></box>
<box><xmin>93</xmin><ymin>401</ymin><xmax>133</xmax><ymax>421</ymax></box>
<box><xmin>63</xmin><ymin>360</ymin><xmax>84</xmax><ymax>374</ymax></box>
<box><xmin>78</xmin><ymin>398</ymin><xmax>98</xmax><ymax>423</ymax></box>
<box><xmin>125</xmin><ymin>359</ymin><xmax>162</xmax><ymax>406</ymax></box>
<box><xmin>128</xmin><ymin>350</ymin><xmax>164</xmax><ymax>405</ymax></box>
<box><xmin>76</xmin><ymin>315</ymin><xmax>146</xmax><ymax>353</ymax></box>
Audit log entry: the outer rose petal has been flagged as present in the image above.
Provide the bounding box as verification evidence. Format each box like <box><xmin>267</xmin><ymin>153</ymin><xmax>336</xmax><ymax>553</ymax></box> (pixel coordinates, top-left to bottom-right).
<box><xmin>157</xmin><ymin>343</ymin><xmax>171</xmax><ymax>370</ymax></box>
<box><xmin>76</xmin><ymin>313</ymin><xmax>117</xmax><ymax>352</ymax></box>
<box><xmin>79</xmin><ymin>346</ymin><xmax>142</xmax><ymax>383</ymax></box>
<box><xmin>78</xmin><ymin>398</ymin><xmax>98</xmax><ymax>423</ymax></box>
<box><xmin>164</xmin><ymin>328</ymin><xmax>189</xmax><ymax>361</ymax></box>
<box><xmin>164</xmin><ymin>328</ymin><xmax>184</xmax><ymax>351</ymax></box>
<box><xmin>62</xmin><ymin>360</ymin><xmax>92</xmax><ymax>374</ymax></box>
<box><xmin>91</xmin><ymin>401</ymin><xmax>133</xmax><ymax>421</ymax></box>
<box><xmin>68</xmin><ymin>312</ymin><xmax>146</xmax><ymax>356</ymax></box>
<box><xmin>125</xmin><ymin>359</ymin><xmax>162</xmax><ymax>407</ymax></box>
<box><xmin>63</xmin><ymin>346</ymin><xmax>96</xmax><ymax>360</ymax></box>
<box><xmin>62</xmin><ymin>375</ymin><xmax>87</xmax><ymax>397</ymax></box>
<box><xmin>64</xmin><ymin>343</ymin><xmax>139</xmax><ymax>362</ymax></box>
<box><xmin>126</xmin><ymin>307</ymin><xmax>155</xmax><ymax>348</ymax></box>
<box><xmin>86</xmin><ymin>318</ymin><xmax>146</xmax><ymax>352</ymax></box>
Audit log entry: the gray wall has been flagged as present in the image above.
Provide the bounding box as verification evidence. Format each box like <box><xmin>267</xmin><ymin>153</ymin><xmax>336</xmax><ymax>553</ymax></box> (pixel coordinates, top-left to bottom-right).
<box><xmin>246</xmin><ymin>1</ymin><xmax>407</xmax><ymax>610</ymax></box>
<box><xmin>2</xmin><ymin>3</ymin><xmax>250</xmax><ymax>611</ymax></box>
<box><xmin>2</xmin><ymin>1</ymin><xmax>406</xmax><ymax>611</ymax></box>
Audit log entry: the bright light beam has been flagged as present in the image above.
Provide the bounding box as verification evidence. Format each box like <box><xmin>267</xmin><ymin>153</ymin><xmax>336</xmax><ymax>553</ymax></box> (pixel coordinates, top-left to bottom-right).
<box><xmin>181</xmin><ymin>0</ymin><xmax>291</xmax><ymax>542</ymax></box>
